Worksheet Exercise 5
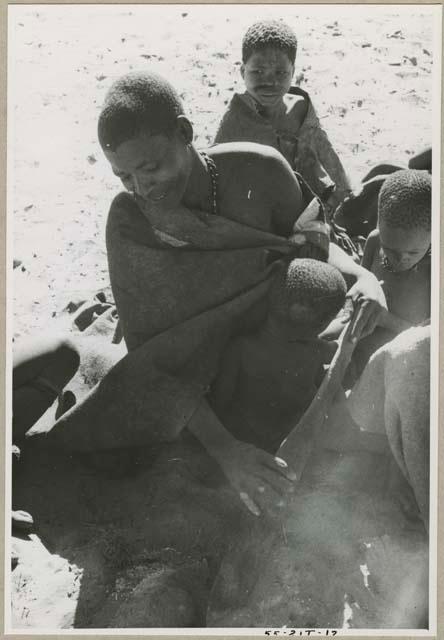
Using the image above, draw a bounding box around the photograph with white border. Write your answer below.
[6,3,441,633]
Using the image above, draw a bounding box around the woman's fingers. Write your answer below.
[260,452,297,482]
[239,491,261,517]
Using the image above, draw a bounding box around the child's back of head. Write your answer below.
[269,258,347,333]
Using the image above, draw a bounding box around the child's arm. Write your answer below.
[306,104,352,203]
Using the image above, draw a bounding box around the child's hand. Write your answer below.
[217,440,297,518]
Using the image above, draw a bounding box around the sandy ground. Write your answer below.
[9,4,435,339]
[8,5,436,631]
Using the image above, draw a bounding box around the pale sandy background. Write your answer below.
[3,2,443,639]
[8,4,436,338]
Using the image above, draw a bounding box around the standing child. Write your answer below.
[214,20,352,212]
[350,169,431,379]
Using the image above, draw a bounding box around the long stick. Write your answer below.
[278,306,360,479]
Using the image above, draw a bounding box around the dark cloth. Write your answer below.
[214,88,351,203]
[48,192,327,452]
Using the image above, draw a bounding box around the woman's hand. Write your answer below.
[216,440,297,518]
[347,269,387,340]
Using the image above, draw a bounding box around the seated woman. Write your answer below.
[38,71,386,520]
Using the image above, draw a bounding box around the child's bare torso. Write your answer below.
[369,233,430,325]
[223,333,333,452]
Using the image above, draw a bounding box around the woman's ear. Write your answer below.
[240,64,245,80]
[176,115,194,145]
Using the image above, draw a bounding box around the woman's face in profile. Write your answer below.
[104,124,192,212]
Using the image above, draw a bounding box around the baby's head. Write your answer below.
[378,169,431,272]
[268,258,347,336]
[241,20,297,110]
[98,71,194,208]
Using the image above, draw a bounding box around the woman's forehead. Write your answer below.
[104,131,170,169]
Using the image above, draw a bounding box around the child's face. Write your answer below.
[268,300,321,339]
[379,221,430,272]
[241,47,294,109]
[104,119,192,211]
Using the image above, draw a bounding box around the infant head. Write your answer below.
[269,258,347,334]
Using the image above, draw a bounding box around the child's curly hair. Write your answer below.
[379,169,431,231]
[270,258,347,325]
[242,20,298,65]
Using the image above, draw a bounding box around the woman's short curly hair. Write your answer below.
[98,71,184,151]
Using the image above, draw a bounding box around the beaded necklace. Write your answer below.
[200,151,218,216]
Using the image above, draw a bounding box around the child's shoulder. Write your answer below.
[285,87,310,116]
[365,228,381,250]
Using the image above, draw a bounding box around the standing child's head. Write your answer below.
[268,258,347,337]
[98,71,194,210]
[378,169,431,273]
[241,20,297,111]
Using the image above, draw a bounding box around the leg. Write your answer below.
[13,334,80,439]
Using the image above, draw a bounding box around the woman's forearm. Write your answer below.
[187,397,236,460]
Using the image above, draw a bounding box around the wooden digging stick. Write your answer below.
[277,305,361,481]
